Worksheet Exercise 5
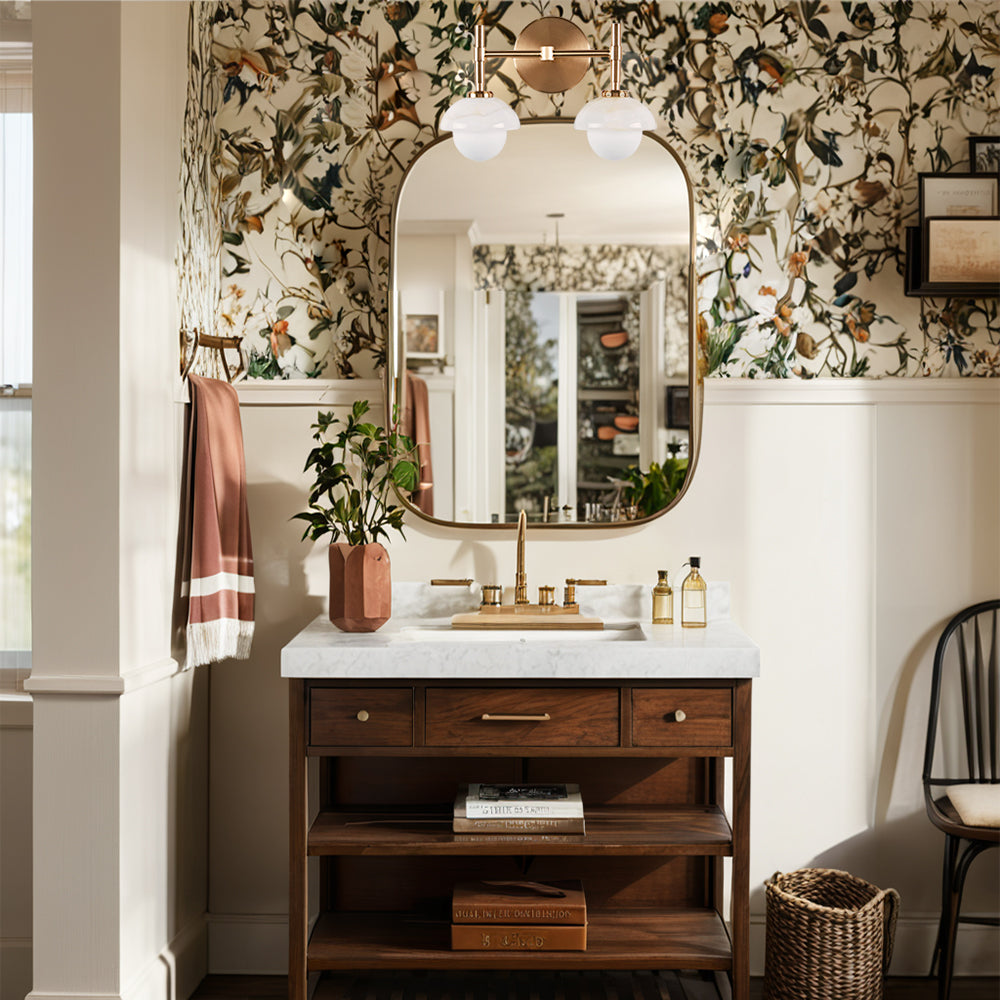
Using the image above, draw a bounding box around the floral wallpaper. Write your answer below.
[178,2,223,376]
[472,242,683,293]
[182,1,1000,379]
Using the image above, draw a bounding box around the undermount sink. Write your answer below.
[397,622,647,642]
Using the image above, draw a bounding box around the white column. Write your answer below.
[26,5,206,999]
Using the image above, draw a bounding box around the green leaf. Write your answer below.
[392,460,418,491]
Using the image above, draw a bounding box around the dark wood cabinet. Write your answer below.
[289,678,751,999]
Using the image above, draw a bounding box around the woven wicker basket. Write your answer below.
[763,867,899,1000]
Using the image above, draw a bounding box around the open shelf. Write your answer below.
[313,968,728,999]
[307,908,732,972]
[308,805,732,856]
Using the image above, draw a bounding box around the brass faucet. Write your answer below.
[514,509,528,604]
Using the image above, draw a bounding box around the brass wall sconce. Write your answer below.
[441,16,656,162]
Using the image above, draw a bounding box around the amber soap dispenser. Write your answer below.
[652,570,673,624]
[681,557,707,628]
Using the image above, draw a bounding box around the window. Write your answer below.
[0,24,32,685]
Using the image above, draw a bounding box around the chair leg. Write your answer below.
[931,835,957,983]
[938,839,993,1000]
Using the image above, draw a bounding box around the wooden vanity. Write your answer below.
[286,624,754,1000]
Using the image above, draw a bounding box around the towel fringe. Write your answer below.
[185,619,255,669]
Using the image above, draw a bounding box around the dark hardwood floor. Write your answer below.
[191,974,999,999]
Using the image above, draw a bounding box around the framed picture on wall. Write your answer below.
[918,172,998,218]
[917,217,1000,294]
[665,385,690,430]
[969,136,1000,175]
[400,290,446,361]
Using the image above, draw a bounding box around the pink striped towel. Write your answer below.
[180,375,254,667]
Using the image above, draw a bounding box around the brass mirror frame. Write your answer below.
[386,117,700,530]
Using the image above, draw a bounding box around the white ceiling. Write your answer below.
[397,121,691,246]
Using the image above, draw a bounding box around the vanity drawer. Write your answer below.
[632,688,732,747]
[426,687,620,747]
[310,687,413,747]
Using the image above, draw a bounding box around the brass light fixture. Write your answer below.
[441,16,656,162]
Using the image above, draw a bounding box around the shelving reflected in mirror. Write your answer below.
[388,120,697,527]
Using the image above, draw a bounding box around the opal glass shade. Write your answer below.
[573,95,657,160]
[440,96,521,162]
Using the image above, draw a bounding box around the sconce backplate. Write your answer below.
[514,17,590,94]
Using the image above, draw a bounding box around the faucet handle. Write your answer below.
[563,578,606,607]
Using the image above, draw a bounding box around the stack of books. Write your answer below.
[451,879,587,951]
[453,783,585,835]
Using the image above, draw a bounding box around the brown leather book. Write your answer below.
[453,816,585,834]
[452,880,586,925]
[451,923,587,951]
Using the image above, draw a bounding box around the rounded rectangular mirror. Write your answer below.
[388,119,698,528]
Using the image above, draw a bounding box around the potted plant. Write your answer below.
[620,457,688,519]
[294,401,417,632]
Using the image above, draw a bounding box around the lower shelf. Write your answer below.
[307,909,732,972]
[313,968,729,999]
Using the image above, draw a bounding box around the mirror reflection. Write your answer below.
[390,121,696,526]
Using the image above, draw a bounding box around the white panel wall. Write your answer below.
[211,380,1000,975]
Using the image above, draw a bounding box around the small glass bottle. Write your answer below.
[681,557,707,628]
[652,570,673,625]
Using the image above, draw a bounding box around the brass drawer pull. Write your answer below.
[356,710,370,722]
[672,709,687,722]
[481,712,551,722]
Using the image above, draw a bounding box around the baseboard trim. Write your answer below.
[208,914,288,975]
[28,914,210,1000]
[750,913,1000,977]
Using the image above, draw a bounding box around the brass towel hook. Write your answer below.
[180,326,246,384]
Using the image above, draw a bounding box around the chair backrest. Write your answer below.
[923,600,1000,790]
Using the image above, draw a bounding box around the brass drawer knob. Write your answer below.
[356,710,370,723]
[673,709,687,722]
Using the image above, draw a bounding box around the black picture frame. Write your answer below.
[665,385,690,429]
[918,172,998,220]
[903,226,923,297]
[969,135,1000,175]
[905,221,1000,298]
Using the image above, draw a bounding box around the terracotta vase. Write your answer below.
[328,542,391,632]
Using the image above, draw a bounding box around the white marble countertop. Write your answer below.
[281,583,760,680]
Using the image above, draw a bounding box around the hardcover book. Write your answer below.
[452,816,585,834]
[452,880,587,925]
[457,783,584,819]
[451,923,587,951]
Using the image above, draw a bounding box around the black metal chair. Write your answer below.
[922,599,999,999]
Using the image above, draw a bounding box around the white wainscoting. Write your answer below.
[212,378,999,976]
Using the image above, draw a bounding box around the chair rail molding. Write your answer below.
[704,377,1000,406]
